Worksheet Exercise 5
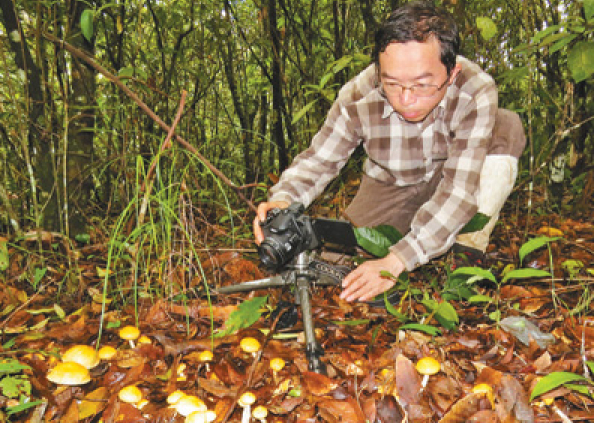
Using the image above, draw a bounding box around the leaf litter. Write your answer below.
[1,211,594,422]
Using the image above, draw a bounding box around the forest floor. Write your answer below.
[1,186,594,422]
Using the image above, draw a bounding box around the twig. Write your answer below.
[42,32,257,215]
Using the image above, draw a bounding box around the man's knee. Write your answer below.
[488,108,526,158]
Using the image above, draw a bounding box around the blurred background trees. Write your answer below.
[0,0,592,239]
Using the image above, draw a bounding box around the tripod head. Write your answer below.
[258,202,358,271]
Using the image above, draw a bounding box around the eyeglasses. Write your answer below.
[379,74,450,98]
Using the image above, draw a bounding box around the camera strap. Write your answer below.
[308,259,352,285]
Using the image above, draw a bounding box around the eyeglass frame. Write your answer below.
[378,71,452,98]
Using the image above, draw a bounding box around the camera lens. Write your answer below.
[258,239,287,270]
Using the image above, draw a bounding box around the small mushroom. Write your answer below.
[186,410,217,423]
[138,335,152,345]
[415,356,440,391]
[269,357,285,384]
[47,361,91,385]
[199,350,214,372]
[119,326,140,348]
[472,383,495,409]
[119,385,143,406]
[173,395,207,417]
[240,337,261,358]
[252,405,268,423]
[177,363,187,381]
[61,345,100,369]
[238,391,256,423]
[167,390,186,406]
[97,345,117,360]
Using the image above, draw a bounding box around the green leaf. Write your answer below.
[400,323,442,336]
[530,372,589,401]
[501,268,551,284]
[354,225,403,258]
[451,266,498,284]
[519,236,560,265]
[215,296,268,338]
[291,99,318,125]
[331,319,370,326]
[80,9,94,42]
[550,34,578,54]
[331,55,353,74]
[422,299,459,331]
[0,237,8,272]
[459,212,490,234]
[476,17,498,40]
[468,294,494,304]
[585,0,594,22]
[0,360,31,375]
[568,41,594,83]
[531,24,562,43]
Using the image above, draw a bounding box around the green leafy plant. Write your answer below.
[0,358,41,416]
[530,364,594,401]
[215,296,268,338]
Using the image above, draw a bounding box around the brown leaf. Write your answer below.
[302,371,339,396]
[438,392,485,423]
[394,353,422,407]
[375,396,406,422]
[317,397,364,422]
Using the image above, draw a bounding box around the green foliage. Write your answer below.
[0,238,8,272]
[459,212,490,234]
[530,370,593,401]
[0,358,39,415]
[568,41,594,82]
[476,17,498,40]
[80,9,94,42]
[519,236,560,265]
[354,225,403,258]
[215,296,268,338]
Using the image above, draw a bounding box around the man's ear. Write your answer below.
[449,63,462,84]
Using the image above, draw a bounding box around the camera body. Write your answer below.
[258,203,321,270]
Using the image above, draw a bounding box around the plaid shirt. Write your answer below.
[269,56,498,270]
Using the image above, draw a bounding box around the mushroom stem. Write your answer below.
[544,399,571,423]
[241,405,251,423]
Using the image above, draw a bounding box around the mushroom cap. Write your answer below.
[119,326,140,341]
[238,391,256,407]
[472,383,493,395]
[252,405,268,419]
[62,345,100,369]
[240,337,261,354]
[174,395,207,416]
[415,357,440,376]
[186,410,216,423]
[138,335,151,345]
[47,361,91,385]
[97,345,117,360]
[167,390,186,405]
[270,357,285,372]
[119,385,143,403]
[199,350,214,362]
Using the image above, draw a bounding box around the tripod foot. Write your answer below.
[306,343,327,374]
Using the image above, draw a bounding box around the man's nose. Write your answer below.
[400,87,416,105]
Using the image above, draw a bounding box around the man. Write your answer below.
[253,1,525,303]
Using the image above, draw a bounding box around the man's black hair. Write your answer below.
[372,0,460,74]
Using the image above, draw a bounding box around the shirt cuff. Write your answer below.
[268,193,296,206]
[389,236,426,271]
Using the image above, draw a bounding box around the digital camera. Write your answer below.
[258,203,321,270]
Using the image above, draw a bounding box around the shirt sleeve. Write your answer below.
[389,74,498,271]
[268,66,377,207]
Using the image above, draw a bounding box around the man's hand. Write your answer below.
[253,201,290,245]
[340,253,405,302]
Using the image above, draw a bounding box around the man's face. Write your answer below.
[378,37,460,122]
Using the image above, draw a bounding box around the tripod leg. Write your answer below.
[215,275,287,294]
[295,274,326,374]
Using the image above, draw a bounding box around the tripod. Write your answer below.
[215,251,348,374]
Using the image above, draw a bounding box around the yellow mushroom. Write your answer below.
[252,405,268,422]
[61,345,100,369]
[415,357,440,390]
[472,383,495,409]
[97,345,117,360]
[47,361,91,385]
[239,391,256,423]
[119,326,140,348]
[118,385,143,405]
